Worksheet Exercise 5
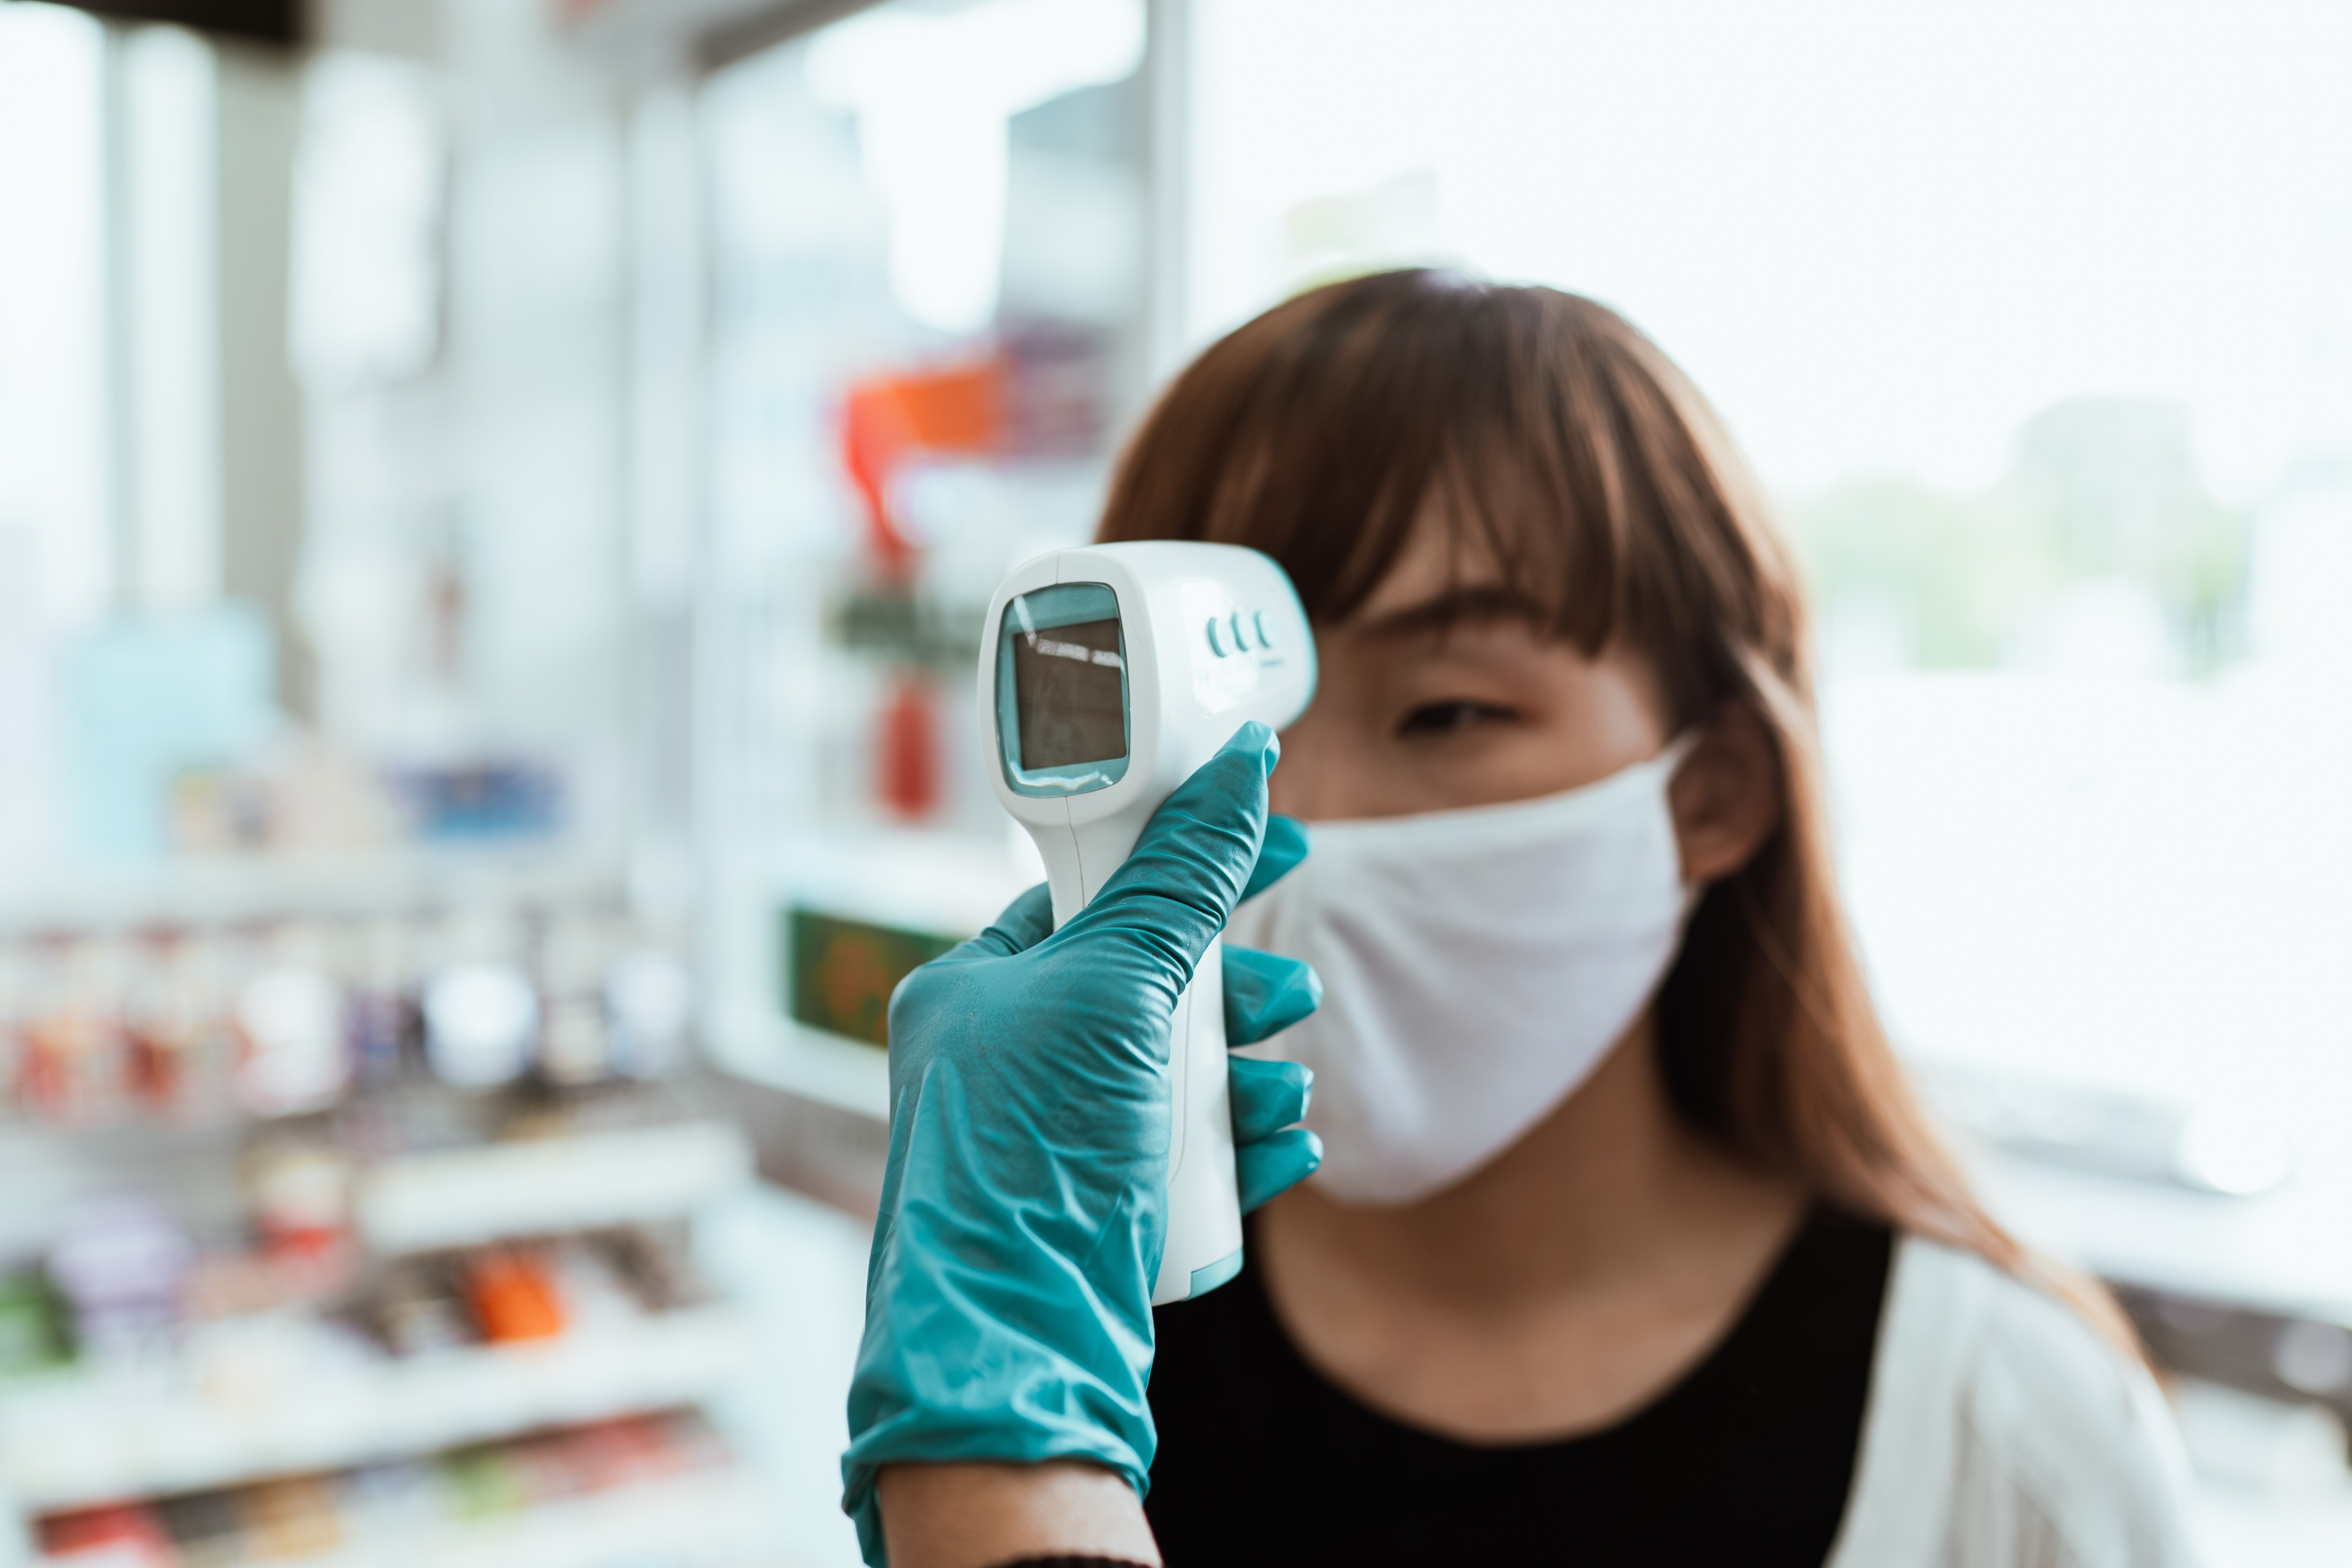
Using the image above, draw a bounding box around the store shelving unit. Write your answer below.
[693,16,1174,1190]
[0,849,626,939]
[0,1106,760,1568]
[0,1306,749,1515]
[355,1120,752,1255]
[715,1007,890,1125]
[211,1468,767,1568]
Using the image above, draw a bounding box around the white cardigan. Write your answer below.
[1827,1237,2202,1568]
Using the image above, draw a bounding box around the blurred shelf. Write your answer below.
[293,1468,766,1568]
[29,1468,767,1568]
[357,1120,756,1255]
[323,1467,762,1568]
[775,827,1037,943]
[0,1308,750,1513]
[1973,1147,2352,1326]
[710,1006,888,1124]
[0,848,626,936]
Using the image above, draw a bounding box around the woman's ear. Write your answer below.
[1669,702,1783,885]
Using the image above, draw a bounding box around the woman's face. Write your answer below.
[1270,517,1674,823]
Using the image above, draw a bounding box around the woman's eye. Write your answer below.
[1397,700,1514,736]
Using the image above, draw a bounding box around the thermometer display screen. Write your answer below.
[1012,616,1126,768]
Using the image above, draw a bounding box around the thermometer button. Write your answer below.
[1229,611,1250,651]
[1205,618,1226,656]
[1253,611,1275,648]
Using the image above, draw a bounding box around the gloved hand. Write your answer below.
[841,723,1321,1564]
[1223,934,1323,1211]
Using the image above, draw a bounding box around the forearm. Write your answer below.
[876,1461,1160,1568]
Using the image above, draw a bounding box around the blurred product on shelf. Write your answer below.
[384,763,566,848]
[344,923,411,1095]
[240,1142,353,1260]
[420,964,538,1091]
[873,683,941,825]
[827,332,1123,826]
[837,334,1121,570]
[34,1503,174,1568]
[782,908,958,1051]
[170,750,569,859]
[42,1196,194,1360]
[840,358,1005,578]
[168,741,401,860]
[0,1271,73,1382]
[0,869,747,1552]
[30,1409,739,1568]
[35,546,575,870]
[16,941,136,1125]
[0,902,694,1129]
[536,917,614,1091]
[124,934,242,1126]
[3,1202,715,1389]
[233,946,351,1120]
[601,952,693,1084]
[53,621,569,864]
[60,611,279,864]
[369,1259,474,1360]
[458,1250,567,1345]
[0,1190,747,1510]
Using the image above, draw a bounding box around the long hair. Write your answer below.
[1097,268,2131,1345]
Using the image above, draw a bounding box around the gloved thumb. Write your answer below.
[1061,722,1277,980]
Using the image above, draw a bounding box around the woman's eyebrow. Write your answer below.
[1354,585,1554,641]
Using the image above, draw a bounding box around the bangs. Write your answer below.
[1099,270,1778,717]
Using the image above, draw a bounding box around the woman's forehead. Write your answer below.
[1347,498,1517,630]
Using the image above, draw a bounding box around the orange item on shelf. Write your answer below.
[839,359,1005,576]
[464,1249,567,1343]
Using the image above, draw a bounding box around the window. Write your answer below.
[1188,0,2352,1294]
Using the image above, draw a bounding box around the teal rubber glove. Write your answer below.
[1222,934,1323,1212]
[841,723,1322,1564]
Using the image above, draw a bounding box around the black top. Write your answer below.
[1141,1204,1893,1566]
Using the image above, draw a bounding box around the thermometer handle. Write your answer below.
[1036,811,1246,1304]
[1155,938,1244,1304]
[1035,818,1251,1307]
[1033,814,1246,1304]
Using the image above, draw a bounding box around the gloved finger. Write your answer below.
[1235,1125,1323,1214]
[1059,722,1277,975]
[957,883,1055,959]
[1228,1054,1314,1142]
[1238,815,1308,904]
[1223,947,1321,1046]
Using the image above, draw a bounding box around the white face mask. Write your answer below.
[1225,736,1697,1206]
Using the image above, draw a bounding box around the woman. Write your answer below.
[843,271,2196,1567]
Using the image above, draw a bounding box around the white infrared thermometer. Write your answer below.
[981,541,1317,1304]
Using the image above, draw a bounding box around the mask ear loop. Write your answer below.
[1654,730,1708,920]
[1653,729,1706,784]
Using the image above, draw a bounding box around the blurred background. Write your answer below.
[0,0,2347,1562]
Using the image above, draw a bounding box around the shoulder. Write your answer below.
[1831,1236,2202,1568]
[1943,1243,2196,1557]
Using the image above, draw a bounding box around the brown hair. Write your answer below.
[1099,269,2130,1344]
